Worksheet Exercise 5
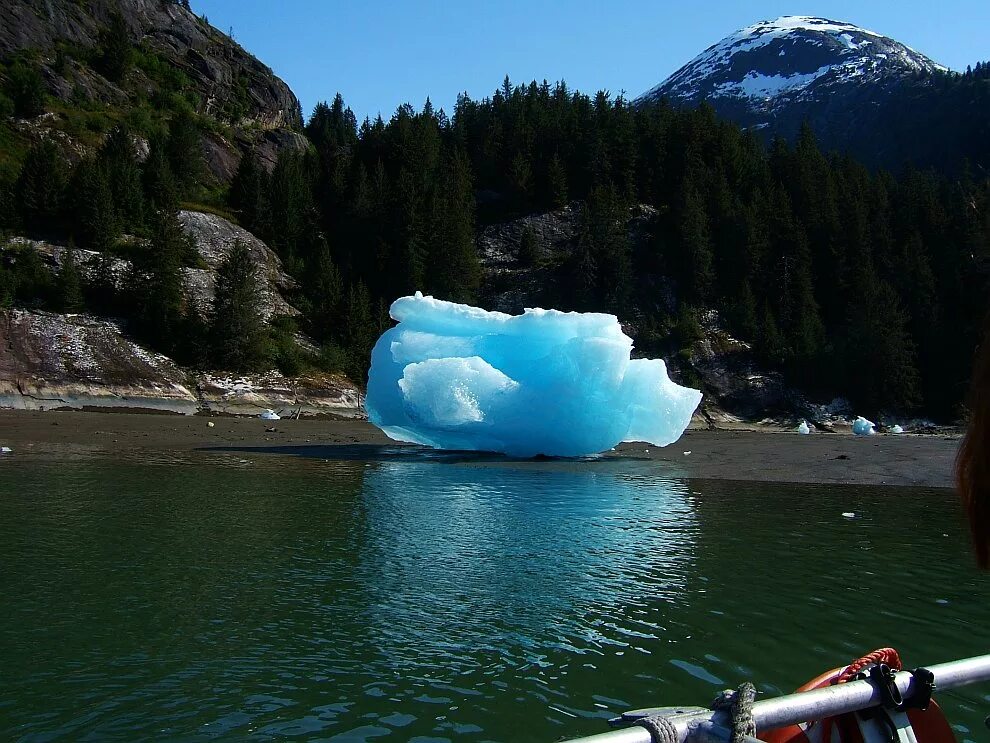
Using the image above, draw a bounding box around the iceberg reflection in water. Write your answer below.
[350,458,698,672]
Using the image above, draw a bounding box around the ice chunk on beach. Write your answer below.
[890,424,904,434]
[852,416,875,436]
[797,420,811,435]
[259,409,280,421]
[365,293,703,457]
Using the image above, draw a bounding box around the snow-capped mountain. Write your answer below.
[635,16,950,160]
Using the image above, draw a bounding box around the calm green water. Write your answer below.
[0,447,988,743]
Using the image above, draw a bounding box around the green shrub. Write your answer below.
[4,60,46,118]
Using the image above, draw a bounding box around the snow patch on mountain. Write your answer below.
[637,16,947,106]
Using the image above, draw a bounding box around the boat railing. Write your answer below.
[562,654,990,743]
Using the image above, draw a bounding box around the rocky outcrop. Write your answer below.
[197,372,363,418]
[476,203,663,314]
[177,210,298,319]
[0,0,302,130]
[0,0,307,183]
[0,309,199,413]
[677,311,792,421]
[7,210,300,320]
[0,310,363,417]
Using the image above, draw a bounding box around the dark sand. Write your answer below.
[0,409,961,488]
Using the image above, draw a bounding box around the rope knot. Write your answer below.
[711,682,757,743]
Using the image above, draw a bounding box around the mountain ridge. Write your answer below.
[632,15,986,171]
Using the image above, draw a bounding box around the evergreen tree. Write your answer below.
[56,243,84,313]
[679,185,714,304]
[304,240,344,341]
[342,281,377,382]
[229,151,268,233]
[133,210,188,352]
[86,251,119,315]
[98,126,144,228]
[143,142,179,212]
[843,276,920,413]
[4,59,46,118]
[16,141,67,233]
[426,149,479,302]
[11,244,53,307]
[98,11,133,82]
[165,111,204,197]
[69,159,118,251]
[518,225,541,267]
[546,153,569,209]
[210,240,267,370]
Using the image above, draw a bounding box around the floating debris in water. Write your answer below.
[683,451,692,456]
[207,421,215,428]
[0,446,11,454]
[842,512,856,518]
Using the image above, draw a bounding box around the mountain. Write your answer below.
[634,16,987,171]
[0,0,307,183]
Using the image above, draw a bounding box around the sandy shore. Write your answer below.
[0,409,961,488]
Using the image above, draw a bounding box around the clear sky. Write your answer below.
[191,0,989,124]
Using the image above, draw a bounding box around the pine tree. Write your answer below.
[98,11,133,82]
[134,210,188,351]
[16,141,67,233]
[143,142,179,213]
[426,149,479,302]
[843,276,921,414]
[97,11,134,82]
[210,240,267,371]
[165,111,204,197]
[4,60,46,118]
[304,240,344,342]
[518,225,541,267]
[98,126,144,228]
[57,242,84,313]
[546,153,569,209]
[342,281,377,382]
[229,151,268,233]
[679,185,714,304]
[70,159,118,251]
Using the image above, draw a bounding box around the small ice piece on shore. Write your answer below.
[207,421,215,428]
[259,409,281,421]
[852,416,875,436]
[890,424,904,434]
[797,420,811,435]
[366,293,703,457]
[842,512,856,518]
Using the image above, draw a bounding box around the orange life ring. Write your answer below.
[760,650,955,743]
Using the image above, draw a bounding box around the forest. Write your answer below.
[1,53,988,418]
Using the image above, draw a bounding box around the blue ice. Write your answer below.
[365,293,703,457]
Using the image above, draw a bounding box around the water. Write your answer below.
[1,448,987,742]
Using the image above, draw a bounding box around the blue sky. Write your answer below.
[192,0,989,124]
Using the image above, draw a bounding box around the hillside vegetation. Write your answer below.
[0,3,987,420]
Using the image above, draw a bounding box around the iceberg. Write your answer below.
[366,293,702,457]
[852,416,875,436]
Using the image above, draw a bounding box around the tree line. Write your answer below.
[2,72,988,417]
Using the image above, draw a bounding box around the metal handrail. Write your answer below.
[561,654,990,743]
